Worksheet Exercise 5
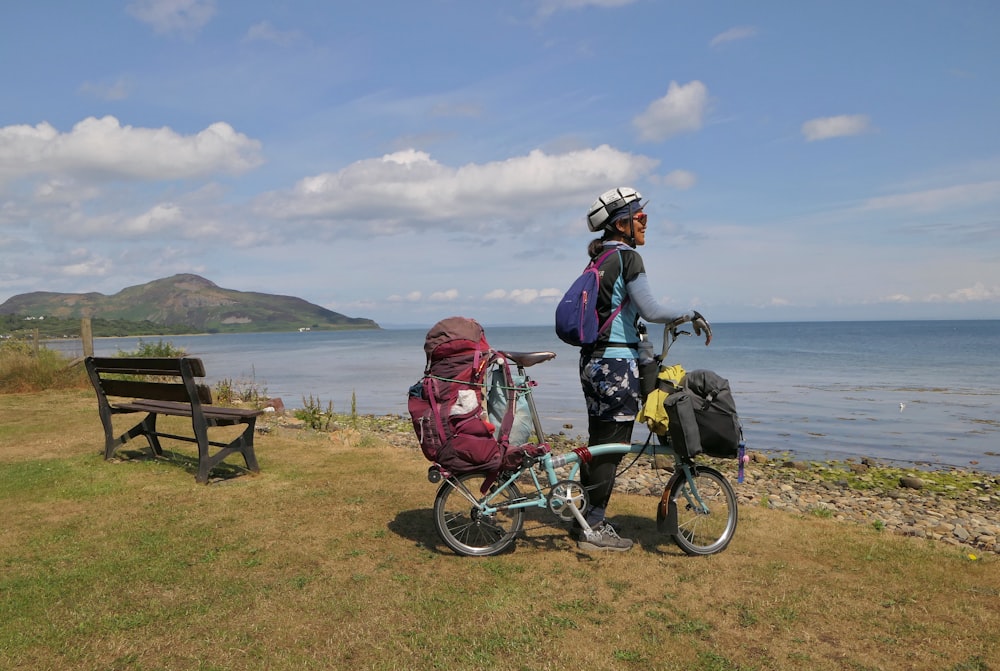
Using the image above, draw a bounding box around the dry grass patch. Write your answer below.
[0,391,997,671]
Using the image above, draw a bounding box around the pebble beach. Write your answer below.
[608,451,1000,556]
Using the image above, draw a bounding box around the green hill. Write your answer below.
[0,274,379,335]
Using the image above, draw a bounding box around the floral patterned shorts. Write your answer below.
[579,356,640,422]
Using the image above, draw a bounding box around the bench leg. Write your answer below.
[142,414,164,456]
[193,413,212,484]
[194,418,261,484]
[103,412,162,460]
[239,418,261,473]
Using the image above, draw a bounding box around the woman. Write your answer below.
[574,186,711,552]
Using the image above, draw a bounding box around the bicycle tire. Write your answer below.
[433,473,525,556]
[663,465,738,556]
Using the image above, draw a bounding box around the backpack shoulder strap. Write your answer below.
[591,247,619,269]
[597,249,630,335]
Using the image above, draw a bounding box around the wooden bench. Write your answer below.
[84,356,263,483]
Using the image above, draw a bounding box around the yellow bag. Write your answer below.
[637,364,686,435]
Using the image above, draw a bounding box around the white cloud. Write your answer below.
[659,169,697,190]
[244,21,302,47]
[801,114,872,141]
[485,288,561,305]
[935,282,999,303]
[34,179,101,203]
[126,0,216,35]
[429,289,460,301]
[878,284,999,306]
[58,249,112,278]
[0,116,263,183]
[388,291,423,302]
[79,77,131,101]
[861,180,1000,213]
[633,81,709,143]
[430,102,484,119]
[710,26,758,47]
[536,0,636,18]
[122,203,184,235]
[260,145,658,230]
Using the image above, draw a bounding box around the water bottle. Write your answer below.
[638,328,657,401]
[638,333,655,365]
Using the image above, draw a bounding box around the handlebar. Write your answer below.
[659,320,689,361]
[641,317,709,363]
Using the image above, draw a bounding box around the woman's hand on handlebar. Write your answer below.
[658,311,711,359]
[691,310,712,346]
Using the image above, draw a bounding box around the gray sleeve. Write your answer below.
[626,273,693,324]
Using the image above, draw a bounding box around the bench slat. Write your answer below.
[101,379,213,405]
[115,399,261,420]
[87,356,207,378]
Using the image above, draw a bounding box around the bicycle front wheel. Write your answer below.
[666,465,738,556]
[433,473,524,556]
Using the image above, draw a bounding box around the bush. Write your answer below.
[116,339,186,358]
[215,374,269,408]
[295,395,334,431]
[0,339,88,393]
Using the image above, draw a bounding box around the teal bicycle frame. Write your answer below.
[476,440,695,524]
[430,322,742,557]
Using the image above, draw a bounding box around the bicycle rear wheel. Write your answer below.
[433,473,524,556]
[662,465,737,556]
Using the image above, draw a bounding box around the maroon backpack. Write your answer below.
[407,317,504,475]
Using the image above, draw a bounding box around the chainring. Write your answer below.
[547,480,589,521]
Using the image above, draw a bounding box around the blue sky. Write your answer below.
[1,0,998,327]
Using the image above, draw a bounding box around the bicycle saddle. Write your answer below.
[496,351,556,368]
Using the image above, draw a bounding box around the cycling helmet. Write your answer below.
[587,186,644,232]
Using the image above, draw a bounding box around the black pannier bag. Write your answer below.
[683,369,743,458]
[663,388,703,458]
[663,369,743,459]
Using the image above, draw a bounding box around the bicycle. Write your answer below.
[427,322,746,557]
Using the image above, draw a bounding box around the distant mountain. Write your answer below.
[0,274,379,333]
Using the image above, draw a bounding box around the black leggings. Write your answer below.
[581,418,635,513]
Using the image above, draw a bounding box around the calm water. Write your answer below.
[61,320,1000,472]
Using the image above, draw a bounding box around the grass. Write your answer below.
[1,390,998,671]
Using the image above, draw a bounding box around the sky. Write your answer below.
[1,0,999,328]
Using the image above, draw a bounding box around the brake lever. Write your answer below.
[662,324,693,360]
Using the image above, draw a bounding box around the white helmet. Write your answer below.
[587,187,644,232]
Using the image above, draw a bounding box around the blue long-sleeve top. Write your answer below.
[593,242,695,359]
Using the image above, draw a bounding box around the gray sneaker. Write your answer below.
[569,519,621,541]
[577,522,633,552]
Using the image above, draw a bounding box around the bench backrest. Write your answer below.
[85,356,214,405]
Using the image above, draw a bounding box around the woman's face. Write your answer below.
[617,211,647,246]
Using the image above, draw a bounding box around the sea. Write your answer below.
[55,320,1000,473]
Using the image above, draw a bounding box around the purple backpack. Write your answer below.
[554,249,628,347]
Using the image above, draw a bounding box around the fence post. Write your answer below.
[81,317,94,357]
